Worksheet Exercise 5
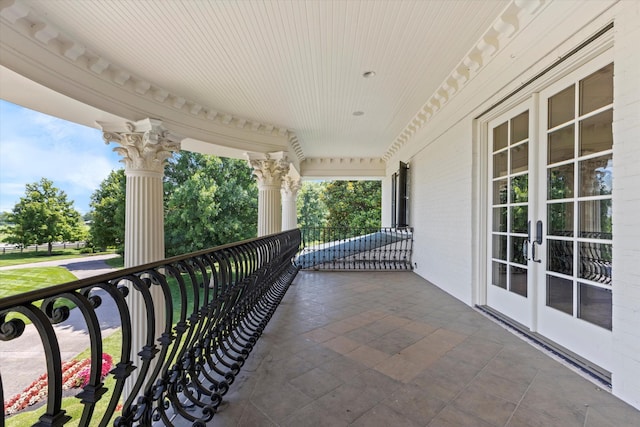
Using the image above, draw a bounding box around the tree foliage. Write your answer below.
[296,181,328,228]
[321,180,381,230]
[4,178,86,254]
[89,169,126,253]
[164,152,258,256]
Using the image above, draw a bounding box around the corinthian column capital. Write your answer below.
[246,151,290,187]
[281,176,302,199]
[99,118,181,173]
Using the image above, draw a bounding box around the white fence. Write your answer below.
[0,241,87,254]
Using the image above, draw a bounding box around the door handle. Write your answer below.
[532,220,543,263]
[535,220,543,244]
[524,220,532,261]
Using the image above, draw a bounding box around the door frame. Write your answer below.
[472,28,614,367]
[484,100,536,328]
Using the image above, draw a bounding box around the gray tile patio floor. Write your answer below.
[211,271,640,426]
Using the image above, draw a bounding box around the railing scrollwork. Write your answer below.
[1,229,301,426]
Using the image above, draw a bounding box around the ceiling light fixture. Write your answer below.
[362,71,376,78]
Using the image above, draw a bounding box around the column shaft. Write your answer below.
[281,176,301,230]
[259,184,283,235]
[99,118,180,404]
[247,151,290,237]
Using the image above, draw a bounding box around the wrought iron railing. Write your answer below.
[296,227,413,270]
[0,229,300,426]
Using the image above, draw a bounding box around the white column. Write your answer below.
[100,118,180,402]
[247,152,289,236]
[281,176,301,230]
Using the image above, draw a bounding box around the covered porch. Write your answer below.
[181,271,640,426]
[2,0,640,423]
[3,247,640,426]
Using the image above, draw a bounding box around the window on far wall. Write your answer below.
[392,161,409,228]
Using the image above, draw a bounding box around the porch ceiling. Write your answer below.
[0,0,508,164]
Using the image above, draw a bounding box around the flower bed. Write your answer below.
[4,353,113,416]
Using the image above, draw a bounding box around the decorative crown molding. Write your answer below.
[0,0,294,149]
[287,132,305,162]
[300,157,386,178]
[383,0,548,161]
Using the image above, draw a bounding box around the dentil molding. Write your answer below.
[383,0,548,161]
[0,0,299,160]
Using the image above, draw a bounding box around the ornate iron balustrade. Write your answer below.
[296,227,413,270]
[0,229,300,426]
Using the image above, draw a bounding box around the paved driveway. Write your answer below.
[0,254,122,399]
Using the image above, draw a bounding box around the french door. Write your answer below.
[487,55,614,370]
[487,104,534,327]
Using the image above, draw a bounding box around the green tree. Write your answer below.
[4,178,86,255]
[322,180,381,231]
[297,181,328,228]
[0,211,10,226]
[89,169,126,253]
[164,152,258,256]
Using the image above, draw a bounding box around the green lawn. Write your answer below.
[0,248,116,267]
[0,267,78,298]
[104,256,124,269]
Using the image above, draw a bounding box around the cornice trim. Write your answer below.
[300,157,386,179]
[0,0,298,156]
[383,0,549,161]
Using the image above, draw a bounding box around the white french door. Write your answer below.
[487,54,614,370]
[535,57,613,369]
[487,102,534,327]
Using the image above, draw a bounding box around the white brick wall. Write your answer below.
[389,0,639,410]
[612,0,640,409]
[410,124,473,305]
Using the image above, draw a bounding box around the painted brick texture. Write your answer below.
[612,0,640,409]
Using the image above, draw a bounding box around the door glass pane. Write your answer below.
[579,110,613,155]
[578,283,612,330]
[547,275,573,315]
[493,207,507,232]
[493,122,508,151]
[511,206,528,234]
[548,125,574,164]
[493,179,508,204]
[511,236,527,265]
[511,111,529,143]
[548,164,574,200]
[493,151,508,178]
[492,262,507,288]
[510,265,527,297]
[511,142,528,174]
[511,174,528,203]
[579,200,612,239]
[548,202,573,237]
[493,235,507,260]
[547,239,573,276]
[579,155,612,196]
[580,63,613,115]
[549,85,575,128]
[578,242,612,285]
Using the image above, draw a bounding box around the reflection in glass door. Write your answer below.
[536,61,614,370]
[488,108,531,326]
[544,63,613,330]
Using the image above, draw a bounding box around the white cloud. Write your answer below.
[0,101,123,213]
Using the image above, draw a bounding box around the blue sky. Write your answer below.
[0,100,123,214]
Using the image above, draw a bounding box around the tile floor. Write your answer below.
[211,271,640,426]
